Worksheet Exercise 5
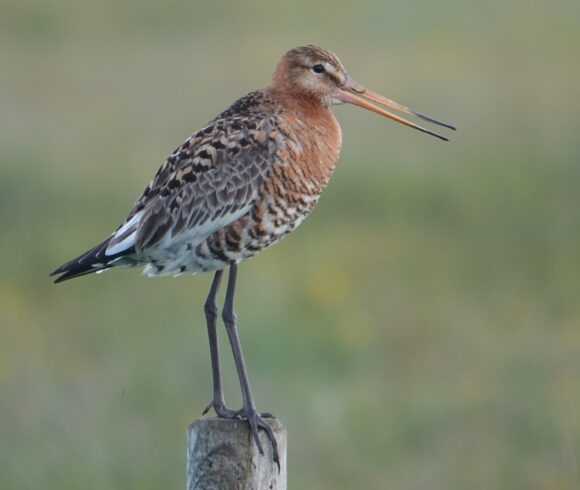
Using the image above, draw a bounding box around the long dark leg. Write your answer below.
[201,270,237,418]
[222,262,279,465]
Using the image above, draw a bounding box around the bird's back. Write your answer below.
[52,88,342,281]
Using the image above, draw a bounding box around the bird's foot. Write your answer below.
[203,400,276,420]
[202,400,239,419]
[239,406,280,469]
[203,400,279,467]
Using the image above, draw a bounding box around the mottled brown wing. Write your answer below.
[105,111,281,256]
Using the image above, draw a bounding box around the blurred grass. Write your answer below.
[1,0,580,489]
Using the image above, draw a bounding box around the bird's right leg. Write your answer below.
[221,263,279,466]
[202,270,238,418]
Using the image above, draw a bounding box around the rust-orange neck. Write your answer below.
[267,90,333,127]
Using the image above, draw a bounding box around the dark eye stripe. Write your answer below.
[325,71,342,85]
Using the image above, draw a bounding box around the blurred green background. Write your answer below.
[1,0,580,488]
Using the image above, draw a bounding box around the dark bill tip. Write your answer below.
[412,111,457,131]
[422,129,449,142]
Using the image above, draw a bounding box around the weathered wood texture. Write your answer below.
[187,418,287,490]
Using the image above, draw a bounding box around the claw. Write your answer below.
[242,408,280,469]
[248,414,265,454]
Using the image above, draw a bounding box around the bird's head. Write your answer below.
[270,45,455,141]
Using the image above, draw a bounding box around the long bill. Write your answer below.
[337,83,456,141]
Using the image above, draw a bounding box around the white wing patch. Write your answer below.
[105,212,143,256]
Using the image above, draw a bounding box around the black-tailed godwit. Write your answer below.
[52,45,455,464]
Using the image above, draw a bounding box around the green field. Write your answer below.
[1,1,580,488]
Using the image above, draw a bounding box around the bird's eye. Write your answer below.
[312,64,325,74]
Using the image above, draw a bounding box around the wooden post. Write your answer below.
[187,418,287,490]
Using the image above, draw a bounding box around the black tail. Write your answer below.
[50,237,133,283]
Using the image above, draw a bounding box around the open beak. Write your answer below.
[337,79,456,141]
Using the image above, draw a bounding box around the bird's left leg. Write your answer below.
[222,262,279,466]
[201,270,238,418]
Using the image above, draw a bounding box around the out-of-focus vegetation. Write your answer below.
[1,0,580,488]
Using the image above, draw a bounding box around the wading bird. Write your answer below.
[51,45,455,464]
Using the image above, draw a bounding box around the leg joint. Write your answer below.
[204,299,218,318]
[222,307,237,328]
